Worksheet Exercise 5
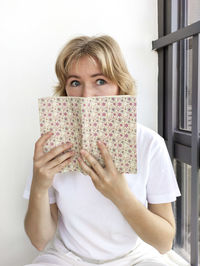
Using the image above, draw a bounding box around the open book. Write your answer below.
[38,95,137,174]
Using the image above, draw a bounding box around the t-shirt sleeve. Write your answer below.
[146,136,181,204]
[22,162,56,204]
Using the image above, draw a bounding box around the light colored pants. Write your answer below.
[24,239,169,266]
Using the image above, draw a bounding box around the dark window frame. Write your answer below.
[152,0,200,265]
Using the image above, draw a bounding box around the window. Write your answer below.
[152,0,200,265]
[188,0,200,26]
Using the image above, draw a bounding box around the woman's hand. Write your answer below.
[77,140,130,203]
[32,132,75,192]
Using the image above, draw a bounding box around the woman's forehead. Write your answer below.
[68,55,101,74]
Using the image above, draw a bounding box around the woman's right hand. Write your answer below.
[32,132,74,192]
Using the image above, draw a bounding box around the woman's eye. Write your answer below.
[71,80,80,87]
[96,79,106,85]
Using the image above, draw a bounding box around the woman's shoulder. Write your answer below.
[137,122,165,147]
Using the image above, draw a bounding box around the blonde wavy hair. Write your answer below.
[53,35,137,97]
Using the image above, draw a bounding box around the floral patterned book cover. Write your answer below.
[38,95,137,174]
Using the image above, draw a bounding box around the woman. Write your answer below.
[23,35,181,266]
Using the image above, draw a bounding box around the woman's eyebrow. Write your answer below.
[67,73,104,79]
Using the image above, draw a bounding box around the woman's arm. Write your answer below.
[24,132,73,251]
[78,142,176,254]
[113,191,176,254]
[24,184,58,251]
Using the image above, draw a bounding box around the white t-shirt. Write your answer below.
[23,122,181,260]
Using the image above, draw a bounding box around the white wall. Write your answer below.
[0,0,158,265]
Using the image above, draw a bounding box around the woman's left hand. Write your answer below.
[77,140,130,203]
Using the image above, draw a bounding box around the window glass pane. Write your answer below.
[173,159,200,262]
[178,37,192,131]
[187,0,200,25]
[173,159,191,262]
